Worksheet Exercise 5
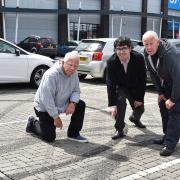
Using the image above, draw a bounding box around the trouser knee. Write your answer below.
[77,100,86,109]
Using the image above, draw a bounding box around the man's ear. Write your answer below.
[129,47,132,52]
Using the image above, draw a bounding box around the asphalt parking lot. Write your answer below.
[0,79,180,180]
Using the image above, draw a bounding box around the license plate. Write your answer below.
[48,45,53,48]
[80,57,87,62]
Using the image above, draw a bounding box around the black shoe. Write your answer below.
[160,146,174,156]
[153,139,164,145]
[112,131,124,140]
[153,136,165,145]
[26,115,34,133]
[129,117,146,128]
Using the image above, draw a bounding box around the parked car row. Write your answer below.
[57,41,79,57]
[17,36,80,58]
[1,36,180,87]
[17,35,57,59]
[0,38,55,88]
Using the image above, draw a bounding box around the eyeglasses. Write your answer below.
[65,62,78,69]
[115,47,129,52]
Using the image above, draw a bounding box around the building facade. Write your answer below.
[0,0,180,44]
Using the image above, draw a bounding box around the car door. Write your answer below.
[0,40,28,83]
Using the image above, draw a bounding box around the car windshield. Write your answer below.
[76,40,105,52]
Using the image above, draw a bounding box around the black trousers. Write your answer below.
[158,84,180,149]
[115,88,144,132]
[32,100,86,142]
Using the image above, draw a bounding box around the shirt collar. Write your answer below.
[120,58,130,64]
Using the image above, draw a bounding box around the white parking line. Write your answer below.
[0,172,11,180]
[118,158,180,180]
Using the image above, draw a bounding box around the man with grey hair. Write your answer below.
[142,30,180,156]
[26,51,88,143]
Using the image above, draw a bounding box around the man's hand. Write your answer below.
[158,94,167,104]
[110,106,117,118]
[134,101,143,108]
[165,99,175,110]
[65,102,75,115]
[54,117,63,129]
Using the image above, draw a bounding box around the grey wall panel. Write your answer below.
[109,15,141,40]
[69,0,100,10]
[5,13,57,43]
[5,0,58,9]
[110,0,142,12]
[147,0,161,13]
[4,13,16,43]
[146,18,160,35]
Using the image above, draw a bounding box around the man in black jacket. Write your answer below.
[142,31,180,156]
[106,36,146,140]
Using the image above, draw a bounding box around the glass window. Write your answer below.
[76,40,105,52]
[70,22,100,40]
[29,38,38,43]
[0,40,16,54]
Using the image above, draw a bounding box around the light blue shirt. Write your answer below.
[34,62,80,119]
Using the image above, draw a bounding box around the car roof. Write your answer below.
[80,38,142,43]
[81,38,116,42]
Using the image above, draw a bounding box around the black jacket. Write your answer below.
[145,40,180,103]
[106,50,146,106]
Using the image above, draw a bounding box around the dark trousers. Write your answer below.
[115,88,144,132]
[160,99,180,149]
[32,100,86,142]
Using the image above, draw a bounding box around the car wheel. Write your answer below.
[30,66,48,88]
[78,74,87,80]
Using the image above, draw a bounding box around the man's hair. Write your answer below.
[63,51,80,63]
[114,36,132,49]
[142,31,159,41]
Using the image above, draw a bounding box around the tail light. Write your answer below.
[92,52,103,61]
[37,42,43,49]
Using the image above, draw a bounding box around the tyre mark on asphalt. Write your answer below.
[0,139,128,180]
[0,98,32,120]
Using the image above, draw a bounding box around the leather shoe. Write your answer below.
[153,139,164,145]
[160,146,174,156]
[112,131,124,140]
[153,136,165,145]
[129,117,146,128]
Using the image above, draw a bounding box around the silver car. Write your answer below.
[76,38,143,82]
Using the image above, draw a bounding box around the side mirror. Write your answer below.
[15,49,20,56]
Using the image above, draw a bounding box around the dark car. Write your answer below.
[57,41,79,57]
[17,36,57,59]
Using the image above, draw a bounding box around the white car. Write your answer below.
[76,38,143,82]
[0,38,55,88]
